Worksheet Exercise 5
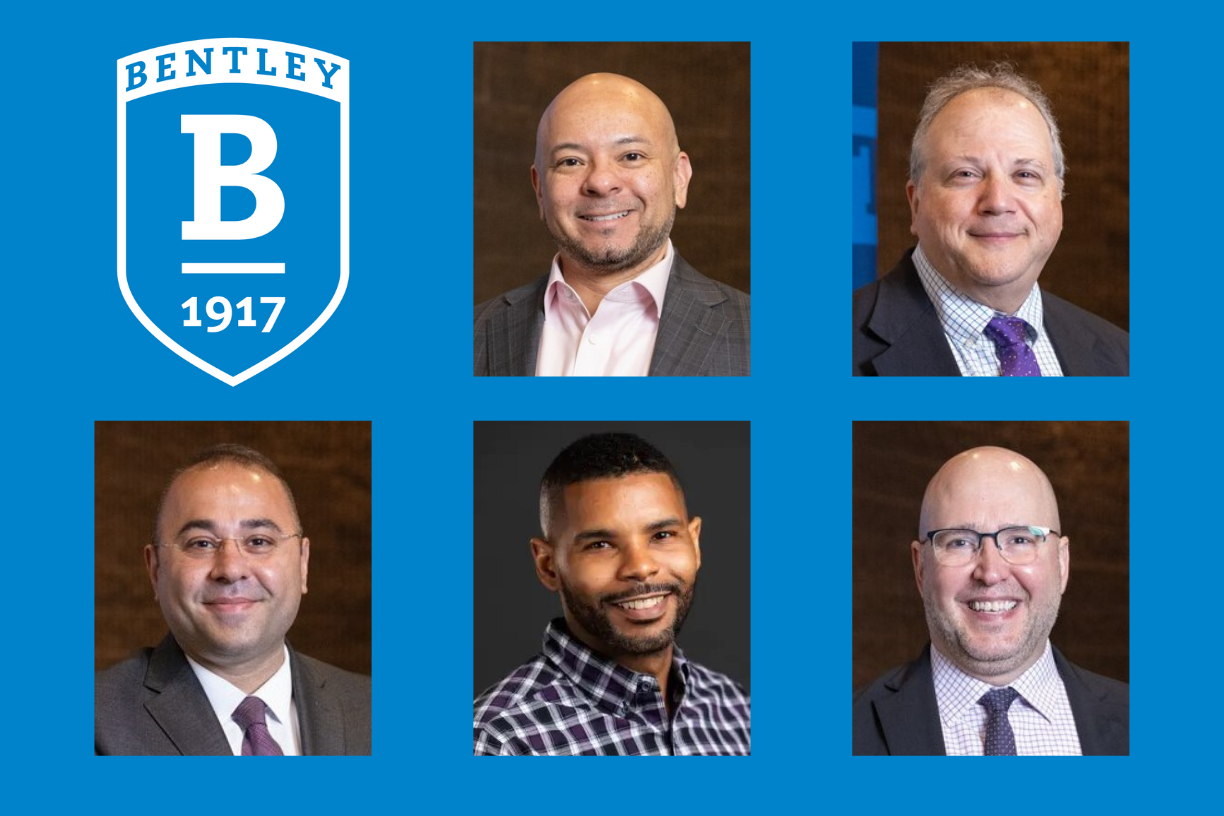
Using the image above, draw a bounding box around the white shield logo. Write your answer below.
[117,38,349,386]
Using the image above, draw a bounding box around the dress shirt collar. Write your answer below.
[913,243,1047,349]
[186,644,297,751]
[541,618,690,715]
[542,240,674,321]
[931,640,1061,727]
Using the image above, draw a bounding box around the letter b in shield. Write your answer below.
[118,39,349,385]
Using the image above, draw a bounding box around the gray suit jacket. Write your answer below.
[95,634,372,755]
[853,249,1129,376]
[474,252,750,376]
[852,644,1129,755]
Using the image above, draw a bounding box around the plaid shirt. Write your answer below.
[474,619,751,755]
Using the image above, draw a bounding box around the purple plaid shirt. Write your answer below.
[474,619,751,755]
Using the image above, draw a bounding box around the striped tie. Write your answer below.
[233,696,285,756]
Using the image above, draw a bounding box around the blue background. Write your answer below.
[0,0,1194,805]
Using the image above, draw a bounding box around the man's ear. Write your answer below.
[911,539,925,595]
[531,164,545,220]
[144,543,160,600]
[531,537,560,591]
[688,515,702,570]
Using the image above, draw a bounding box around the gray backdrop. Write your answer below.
[473,421,750,697]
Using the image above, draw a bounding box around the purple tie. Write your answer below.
[979,687,1020,755]
[233,696,285,756]
[985,315,1042,376]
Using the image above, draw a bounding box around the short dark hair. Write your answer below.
[539,433,683,537]
[153,443,300,544]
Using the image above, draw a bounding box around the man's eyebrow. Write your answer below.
[175,518,285,537]
[573,528,617,543]
[645,517,684,532]
[549,136,652,157]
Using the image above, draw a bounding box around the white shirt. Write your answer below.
[931,641,1083,756]
[913,244,1065,376]
[534,241,673,376]
[186,645,302,756]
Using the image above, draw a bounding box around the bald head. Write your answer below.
[535,73,682,170]
[919,446,1060,539]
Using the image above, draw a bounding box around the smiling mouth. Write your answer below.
[579,211,631,222]
[613,594,667,611]
[968,600,1018,613]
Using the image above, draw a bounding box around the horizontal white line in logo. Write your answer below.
[182,263,285,274]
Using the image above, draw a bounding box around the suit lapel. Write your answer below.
[649,255,729,376]
[143,634,232,756]
[1044,299,1097,375]
[485,280,545,376]
[873,646,947,755]
[291,648,347,756]
[1054,647,1128,755]
[865,253,961,376]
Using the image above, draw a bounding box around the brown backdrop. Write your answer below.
[853,421,1129,690]
[95,421,372,675]
[876,42,1129,331]
[474,41,750,305]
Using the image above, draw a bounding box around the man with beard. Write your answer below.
[853,446,1128,755]
[473,433,751,755]
[474,73,750,376]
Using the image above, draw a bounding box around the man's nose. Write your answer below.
[582,158,622,197]
[972,535,1011,585]
[209,539,251,583]
[977,173,1015,215]
[617,540,660,582]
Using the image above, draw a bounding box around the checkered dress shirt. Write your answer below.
[932,641,1083,755]
[912,244,1065,376]
[473,619,751,755]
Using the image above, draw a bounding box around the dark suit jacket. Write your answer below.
[853,249,1129,376]
[852,644,1129,755]
[95,634,372,755]
[474,252,750,376]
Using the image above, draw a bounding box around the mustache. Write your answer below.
[600,582,682,605]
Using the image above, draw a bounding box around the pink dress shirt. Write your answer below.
[534,242,673,377]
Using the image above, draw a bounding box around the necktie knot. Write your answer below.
[232,696,285,756]
[985,315,1042,377]
[979,686,1020,755]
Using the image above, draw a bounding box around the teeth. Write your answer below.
[616,596,664,610]
[969,600,1017,613]
[582,211,629,222]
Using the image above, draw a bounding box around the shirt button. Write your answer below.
[587,333,599,345]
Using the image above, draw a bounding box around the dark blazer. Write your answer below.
[852,644,1129,756]
[853,249,1129,376]
[474,252,750,376]
[95,634,372,755]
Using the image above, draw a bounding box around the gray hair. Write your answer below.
[909,63,1065,189]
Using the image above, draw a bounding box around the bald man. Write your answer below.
[475,73,750,377]
[853,446,1128,755]
[853,64,1128,376]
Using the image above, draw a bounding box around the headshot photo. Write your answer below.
[473,421,750,755]
[94,421,372,755]
[473,42,750,377]
[852,421,1129,755]
[853,42,1129,376]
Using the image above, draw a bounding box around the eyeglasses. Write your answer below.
[922,526,1057,567]
[161,533,302,559]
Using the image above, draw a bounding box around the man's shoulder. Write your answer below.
[295,650,372,696]
[683,657,751,707]
[474,275,548,327]
[95,648,156,701]
[670,255,750,313]
[1042,288,1130,347]
[473,654,574,755]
